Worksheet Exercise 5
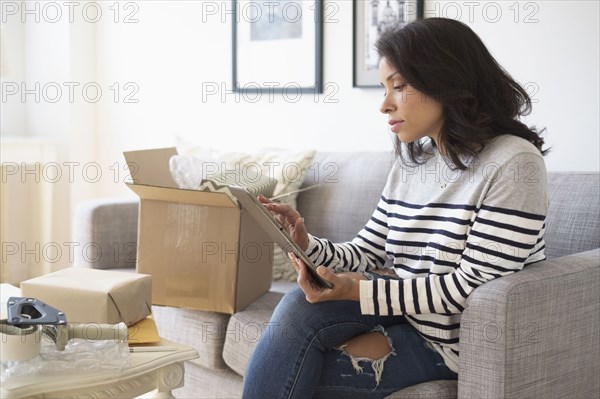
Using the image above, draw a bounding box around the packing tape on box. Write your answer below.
[0,321,42,362]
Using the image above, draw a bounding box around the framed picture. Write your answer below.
[232,0,323,94]
[353,0,424,88]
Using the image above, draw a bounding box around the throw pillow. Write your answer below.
[170,155,277,204]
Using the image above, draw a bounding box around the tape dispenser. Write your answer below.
[0,297,127,362]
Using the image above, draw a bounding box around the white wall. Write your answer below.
[92,0,391,199]
[94,0,600,201]
[3,0,599,204]
[446,0,600,172]
[0,10,26,135]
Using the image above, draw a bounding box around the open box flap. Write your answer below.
[123,147,178,188]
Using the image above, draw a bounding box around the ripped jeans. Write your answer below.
[242,286,458,399]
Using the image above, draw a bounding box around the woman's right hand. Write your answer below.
[258,194,309,252]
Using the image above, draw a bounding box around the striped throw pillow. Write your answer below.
[198,172,277,205]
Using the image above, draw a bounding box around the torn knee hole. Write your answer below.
[337,328,396,387]
[339,331,392,360]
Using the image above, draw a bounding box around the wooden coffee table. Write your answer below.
[0,338,198,399]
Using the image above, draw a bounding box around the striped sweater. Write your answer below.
[305,135,548,373]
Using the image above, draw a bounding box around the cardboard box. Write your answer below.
[124,148,273,314]
[20,268,152,325]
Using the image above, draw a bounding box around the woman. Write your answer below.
[243,17,548,398]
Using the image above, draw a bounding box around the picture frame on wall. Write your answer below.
[353,0,424,88]
[232,0,323,94]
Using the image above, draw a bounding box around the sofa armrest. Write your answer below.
[458,249,599,399]
[73,198,139,270]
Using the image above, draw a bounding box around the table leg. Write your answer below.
[153,362,185,399]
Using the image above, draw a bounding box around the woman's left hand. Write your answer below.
[288,253,364,303]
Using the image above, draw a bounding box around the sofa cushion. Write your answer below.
[384,380,457,398]
[222,291,284,375]
[545,172,600,259]
[271,280,298,294]
[297,151,394,244]
[173,362,243,399]
[152,305,230,370]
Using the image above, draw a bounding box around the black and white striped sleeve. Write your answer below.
[305,195,391,273]
[359,153,548,316]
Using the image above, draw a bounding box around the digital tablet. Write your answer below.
[229,186,333,289]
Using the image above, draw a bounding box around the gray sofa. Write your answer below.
[74,151,600,399]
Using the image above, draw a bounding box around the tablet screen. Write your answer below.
[229,186,333,289]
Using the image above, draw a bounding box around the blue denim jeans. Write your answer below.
[242,286,458,399]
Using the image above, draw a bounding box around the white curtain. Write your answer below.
[0,139,71,284]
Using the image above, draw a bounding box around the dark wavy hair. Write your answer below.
[375,18,548,169]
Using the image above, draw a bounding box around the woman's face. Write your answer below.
[379,57,444,145]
